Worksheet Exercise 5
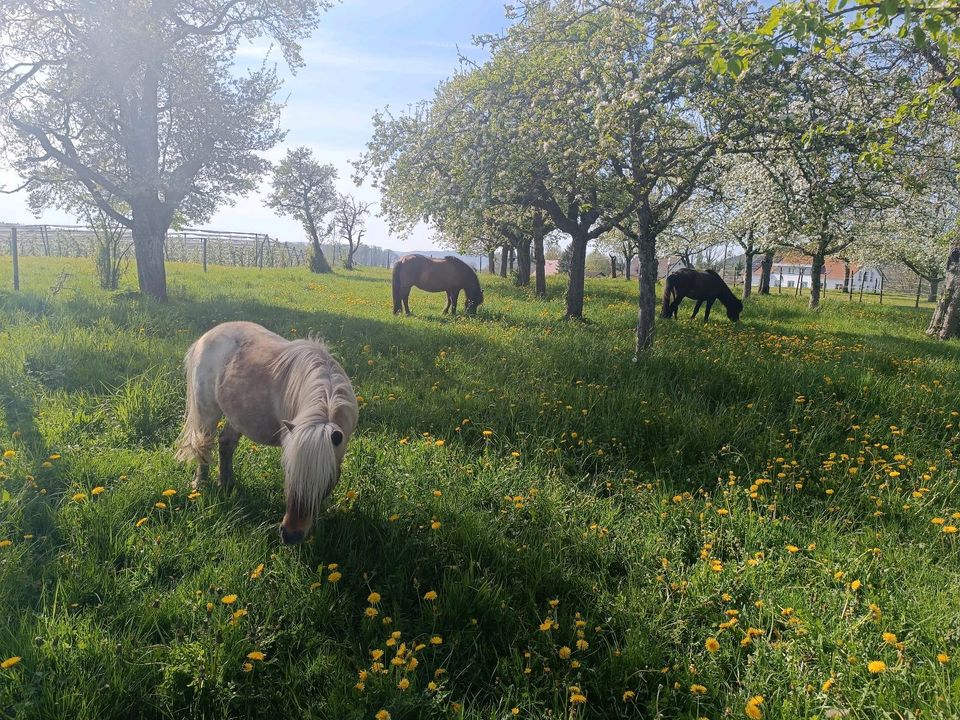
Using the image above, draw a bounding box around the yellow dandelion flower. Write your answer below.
[576,639,589,651]
[41,462,52,468]
[375,711,391,720]
[397,678,410,691]
[937,653,950,664]
[822,677,834,692]
[850,579,862,591]
[430,520,441,530]
[690,684,707,695]
[49,454,60,460]
[232,609,248,621]
[161,489,177,497]
[882,632,898,645]
[367,591,381,604]
[221,594,238,605]
[242,662,253,672]
[250,563,264,579]
[745,695,764,719]
[549,599,560,608]
[428,681,438,692]
[309,582,322,591]
[944,526,958,534]
[91,486,105,495]
[365,607,378,618]
[867,660,887,674]
[3,450,15,459]
[569,693,587,705]
[328,571,342,583]
[558,646,571,659]
[622,690,635,701]
[188,491,201,500]
[785,544,799,554]
[511,708,519,716]
[705,637,720,653]
[71,492,87,502]
[430,635,442,645]
[1,656,22,669]
[246,651,266,661]
[434,439,445,447]
[135,517,149,528]
[423,590,437,601]
[154,502,166,509]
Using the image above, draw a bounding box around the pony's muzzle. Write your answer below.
[279,524,306,545]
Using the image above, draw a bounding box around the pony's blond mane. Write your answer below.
[270,339,359,519]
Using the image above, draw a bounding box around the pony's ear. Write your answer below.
[281,420,296,434]
[331,429,344,447]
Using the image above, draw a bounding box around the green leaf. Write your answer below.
[1,489,9,504]
[913,26,927,47]
[727,56,742,76]
[710,54,728,75]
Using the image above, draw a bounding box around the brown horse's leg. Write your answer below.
[691,299,703,318]
[218,423,241,491]
[193,463,209,490]
[704,299,715,322]
[443,292,451,314]
[450,289,460,315]
[403,292,411,315]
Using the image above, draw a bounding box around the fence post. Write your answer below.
[202,237,208,272]
[11,227,20,291]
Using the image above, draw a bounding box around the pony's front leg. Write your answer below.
[193,463,209,490]
[218,423,241,491]
[691,299,703,318]
[443,292,452,314]
[704,299,715,322]
[450,289,460,315]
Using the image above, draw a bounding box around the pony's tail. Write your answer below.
[391,263,403,314]
[174,341,214,465]
[661,278,675,318]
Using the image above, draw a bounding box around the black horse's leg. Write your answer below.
[691,299,703,318]
[669,296,682,318]
[443,292,451,314]
[451,289,460,315]
[704,299,715,322]
[218,423,240,491]
[403,292,412,316]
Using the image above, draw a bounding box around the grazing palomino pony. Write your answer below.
[175,321,359,544]
[392,254,484,316]
[661,268,743,322]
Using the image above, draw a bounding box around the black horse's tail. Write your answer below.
[661,275,675,318]
[391,262,403,314]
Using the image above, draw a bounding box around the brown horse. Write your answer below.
[392,254,484,315]
[661,268,743,322]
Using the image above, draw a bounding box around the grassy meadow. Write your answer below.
[0,257,958,720]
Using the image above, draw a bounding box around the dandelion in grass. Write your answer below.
[705,637,720,653]
[154,502,166,509]
[430,635,442,645]
[365,607,379,618]
[423,590,437,601]
[690,684,707,695]
[247,651,266,661]
[309,581,321,591]
[430,520,441,530]
[944,526,958,534]
[397,678,410,691]
[71,492,86,502]
[242,662,253,672]
[434,439,445,447]
[41,461,52,468]
[91,486,105,496]
[558,646,571,660]
[250,563,264,580]
[328,571,342,583]
[868,660,887,674]
[745,695,764,719]
[188,491,201,500]
[3,450,15,459]
[511,708,519,716]
[367,591,381,604]
[822,678,834,692]
[161,489,177,497]
[482,430,493,438]
[1,656,22,669]
[0,540,11,549]
[375,711,391,720]
[622,691,635,702]
[785,544,799,554]
[222,594,238,605]
[882,632,898,646]
[849,579,862,591]
[937,653,950,664]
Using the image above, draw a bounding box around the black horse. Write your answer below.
[661,268,743,322]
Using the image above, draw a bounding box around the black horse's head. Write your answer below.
[466,286,484,315]
[726,298,744,322]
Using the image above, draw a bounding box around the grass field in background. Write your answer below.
[0,257,958,720]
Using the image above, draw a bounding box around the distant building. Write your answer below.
[752,254,880,291]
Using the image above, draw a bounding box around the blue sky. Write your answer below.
[0,0,511,251]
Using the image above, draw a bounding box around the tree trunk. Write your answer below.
[928,278,939,303]
[636,234,657,353]
[743,251,754,300]
[515,239,532,287]
[487,249,496,275]
[625,254,634,281]
[499,244,509,278]
[927,248,960,339]
[609,255,618,279]
[345,243,355,270]
[534,225,546,299]
[759,250,774,295]
[809,253,824,309]
[131,203,168,300]
[309,237,332,273]
[565,232,589,319]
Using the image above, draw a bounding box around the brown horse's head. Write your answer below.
[465,286,484,315]
[279,420,348,544]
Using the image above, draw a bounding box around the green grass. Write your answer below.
[0,256,958,720]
